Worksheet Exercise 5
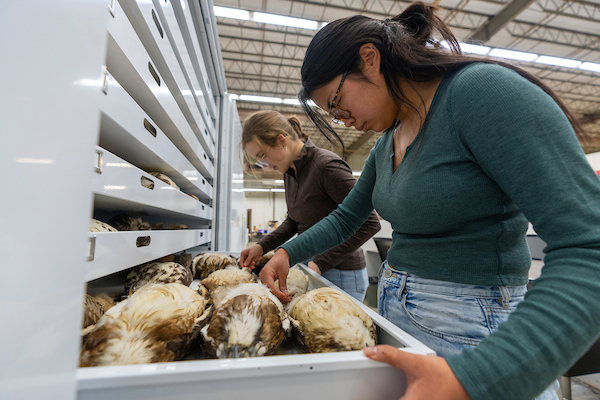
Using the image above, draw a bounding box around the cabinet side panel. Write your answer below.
[0,1,108,399]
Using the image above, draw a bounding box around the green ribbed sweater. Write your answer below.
[281,63,600,399]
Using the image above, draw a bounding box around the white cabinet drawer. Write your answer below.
[117,0,215,154]
[77,264,433,399]
[106,0,214,179]
[154,0,216,123]
[93,147,211,219]
[99,71,213,202]
[85,229,210,281]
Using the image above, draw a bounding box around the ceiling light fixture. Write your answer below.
[459,43,490,55]
[239,94,282,103]
[488,48,539,62]
[579,62,600,73]
[253,12,318,30]
[535,56,581,69]
[213,5,318,30]
[213,6,250,20]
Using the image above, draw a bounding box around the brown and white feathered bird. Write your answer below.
[148,171,179,189]
[200,266,257,307]
[108,214,152,231]
[192,253,239,279]
[184,192,199,201]
[82,293,115,328]
[151,222,188,230]
[201,283,291,358]
[125,261,192,295]
[80,283,211,367]
[89,219,118,232]
[287,287,377,353]
[275,266,309,300]
[252,250,274,274]
[174,251,192,270]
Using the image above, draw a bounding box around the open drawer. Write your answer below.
[77,263,434,399]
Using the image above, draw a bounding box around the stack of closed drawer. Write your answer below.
[87,0,220,288]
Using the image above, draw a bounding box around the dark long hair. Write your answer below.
[299,1,587,149]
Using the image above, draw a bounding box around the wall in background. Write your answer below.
[245,191,287,233]
[586,151,600,173]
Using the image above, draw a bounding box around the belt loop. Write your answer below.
[378,260,387,280]
[499,286,510,308]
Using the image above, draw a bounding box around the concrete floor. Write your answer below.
[567,374,600,400]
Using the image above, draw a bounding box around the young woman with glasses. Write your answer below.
[239,110,381,302]
[259,2,600,399]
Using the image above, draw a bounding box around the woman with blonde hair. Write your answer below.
[240,110,380,302]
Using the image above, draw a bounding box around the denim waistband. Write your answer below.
[382,261,528,298]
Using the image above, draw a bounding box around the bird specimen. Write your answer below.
[148,171,179,189]
[192,252,239,279]
[287,287,377,353]
[150,222,188,230]
[108,214,152,231]
[82,293,116,329]
[275,266,309,300]
[89,219,117,232]
[80,283,211,367]
[125,261,192,296]
[199,266,257,307]
[201,283,291,359]
[173,251,192,270]
[253,250,274,274]
[184,192,199,201]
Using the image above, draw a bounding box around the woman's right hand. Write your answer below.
[259,248,292,303]
[240,244,264,269]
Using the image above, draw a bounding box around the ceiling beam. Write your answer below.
[466,0,537,43]
[346,131,375,152]
[582,112,600,124]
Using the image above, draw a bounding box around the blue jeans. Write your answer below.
[378,261,559,400]
[322,267,369,303]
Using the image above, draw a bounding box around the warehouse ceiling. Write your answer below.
[212,0,600,159]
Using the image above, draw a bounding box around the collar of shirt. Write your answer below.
[285,138,315,178]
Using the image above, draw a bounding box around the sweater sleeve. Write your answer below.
[312,158,381,272]
[281,145,379,266]
[445,64,600,400]
[257,216,298,254]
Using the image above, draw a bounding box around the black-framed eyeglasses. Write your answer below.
[330,71,351,125]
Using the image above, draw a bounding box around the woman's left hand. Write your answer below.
[363,345,470,400]
[307,261,321,275]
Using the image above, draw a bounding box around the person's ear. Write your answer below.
[277,133,288,150]
[359,43,380,76]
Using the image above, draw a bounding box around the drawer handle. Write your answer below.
[143,118,157,137]
[95,149,104,174]
[148,62,161,86]
[201,205,205,210]
[202,179,205,185]
[108,0,116,17]
[204,129,208,136]
[136,236,151,247]
[151,9,164,38]
[88,236,96,261]
[141,176,155,190]
[203,154,207,160]
[200,232,204,237]
[101,68,109,95]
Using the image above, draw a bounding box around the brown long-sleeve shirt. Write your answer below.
[258,139,380,273]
